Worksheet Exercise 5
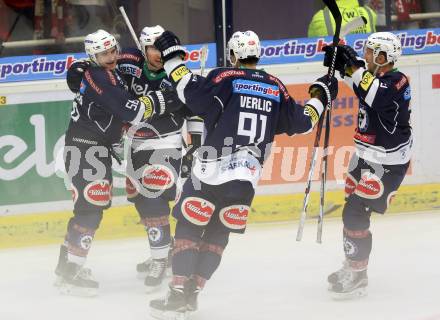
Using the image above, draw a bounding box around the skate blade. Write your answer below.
[58,283,98,297]
[150,309,188,320]
[330,287,367,300]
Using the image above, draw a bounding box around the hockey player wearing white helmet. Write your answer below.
[55,29,184,297]
[148,30,338,319]
[323,32,412,299]
[66,26,203,292]
[139,25,166,71]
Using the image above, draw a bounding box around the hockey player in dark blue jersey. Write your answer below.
[323,32,412,299]
[148,30,338,319]
[117,26,203,291]
[66,26,203,291]
[55,29,183,296]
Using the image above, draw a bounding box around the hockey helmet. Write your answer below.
[227,30,261,65]
[139,25,165,56]
[84,29,119,65]
[365,32,402,66]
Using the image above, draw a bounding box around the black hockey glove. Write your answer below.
[139,89,185,122]
[309,75,338,107]
[323,45,365,77]
[154,31,186,62]
[66,60,91,93]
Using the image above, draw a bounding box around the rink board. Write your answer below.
[1,54,440,248]
[1,183,439,249]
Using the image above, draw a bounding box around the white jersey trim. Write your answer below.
[192,149,261,188]
[355,135,413,165]
[365,78,379,107]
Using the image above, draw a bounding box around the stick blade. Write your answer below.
[340,16,368,37]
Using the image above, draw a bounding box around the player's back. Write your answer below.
[194,67,289,163]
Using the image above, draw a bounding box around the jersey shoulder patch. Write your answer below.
[210,68,246,84]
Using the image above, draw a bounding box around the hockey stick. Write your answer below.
[316,0,341,243]
[200,44,208,76]
[176,44,209,196]
[316,15,367,243]
[118,6,144,56]
[296,0,342,242]
[340,16,367,37]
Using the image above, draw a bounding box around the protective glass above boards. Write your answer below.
[0,0,215,58]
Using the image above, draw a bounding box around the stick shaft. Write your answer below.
[118,6,142,52]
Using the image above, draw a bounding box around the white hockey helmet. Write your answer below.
[139,25,165,55]
[227,30,261,65]
[365,32,402,66]
[84,29,119,65]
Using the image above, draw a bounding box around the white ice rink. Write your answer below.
[1,211,440,320]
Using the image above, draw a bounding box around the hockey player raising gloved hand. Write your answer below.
[325,33,412,300]
[149,30,337,320]
[66,25,202,292]
[323,44,366,78]
[55,29,184,297]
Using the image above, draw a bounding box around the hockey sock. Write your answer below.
[194,241,225,280]
[343,227,372,270]
[172,238,200,277]
[141,216,171,260]
[66,220,96,266]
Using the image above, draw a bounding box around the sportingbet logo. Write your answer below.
[233,80,280,102]
[0,54,78,81]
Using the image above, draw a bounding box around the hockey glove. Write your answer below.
[154,31,186,62]
[323,45,346,76]
[66,60,91,93]
[139,89,185,122]
[309,75,338,107]
[324,45,365,77]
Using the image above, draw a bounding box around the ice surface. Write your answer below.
[1,211,439,320]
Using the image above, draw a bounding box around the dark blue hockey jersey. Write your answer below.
[163,60,323,165]
[66,66,146,145]
[117,48,188,143]
[346,67,413,165]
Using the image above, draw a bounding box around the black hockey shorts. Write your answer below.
[172,176,255,234]
[125,147,182,203]
[64,137,113,214]
[344,155,410,214]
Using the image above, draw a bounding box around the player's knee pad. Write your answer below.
[342,197,371,230]
[134,196,170,219]
[72,210,103,229]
